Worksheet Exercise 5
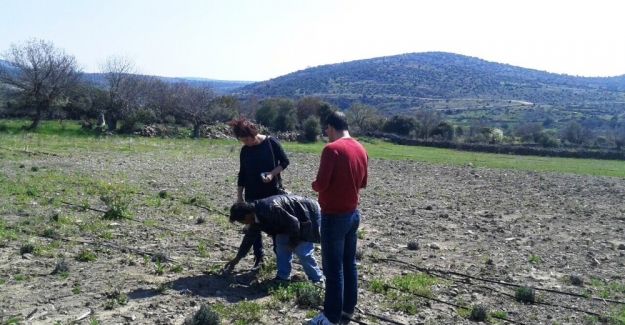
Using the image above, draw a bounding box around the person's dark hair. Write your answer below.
[229,202,255,223]
[228,117,259,138]
[325,111,349,131]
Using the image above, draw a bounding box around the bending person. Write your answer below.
[223,194,323,284]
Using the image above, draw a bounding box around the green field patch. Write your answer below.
[284,140,625,178]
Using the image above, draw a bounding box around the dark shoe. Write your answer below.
[251,256,264,271]
[339,312,353,325]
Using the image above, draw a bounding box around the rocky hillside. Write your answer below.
[236,52,625,112]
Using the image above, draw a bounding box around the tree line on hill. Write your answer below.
[1,39,625,157]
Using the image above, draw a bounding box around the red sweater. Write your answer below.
[312,138,368,214]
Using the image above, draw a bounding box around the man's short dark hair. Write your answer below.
[325,111,348,131]
[229,202,255,223]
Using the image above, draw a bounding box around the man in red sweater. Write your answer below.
[309,111,368,325]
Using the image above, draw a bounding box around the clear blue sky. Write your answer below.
[1,0,624,81]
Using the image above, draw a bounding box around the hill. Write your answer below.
[236,52,625,115]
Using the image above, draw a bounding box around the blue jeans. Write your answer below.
[275,234,323,282]
[320,210,360,324]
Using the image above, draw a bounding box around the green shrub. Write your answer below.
[368,278,389,294]
[391,273,438,298]
[76,249,97,262]
[51,259,69,275]
[20,243,35,255]
[515,286,536,304]
[184,304,221,325]
[469,304,488,321]
[301,116,320,142]
[295,283,323,307]
[101,193,131,220]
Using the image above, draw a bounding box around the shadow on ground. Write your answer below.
[128,271,271,303]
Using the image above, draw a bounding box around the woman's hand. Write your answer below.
[261,172,274,183]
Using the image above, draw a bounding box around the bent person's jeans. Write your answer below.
[320,210,360,324]
[275,234,323,282]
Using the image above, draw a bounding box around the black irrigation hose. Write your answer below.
[5,223,179,263]
[378,258,625,306]
[361,279,524,325]
[190,202,229,217]
[43,194,227,238]
[474,284,603,318]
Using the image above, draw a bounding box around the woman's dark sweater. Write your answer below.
[237,136,290,201]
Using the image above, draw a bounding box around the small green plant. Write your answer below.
[14,274,27,281]
[100,192,132,220]
[184,304,221,325]
[407,240,420,250]
[42,227,59,239]
[229,301,262,324]
[569,274,584,286]
[5,317,22,325]
[197,241,209,257]
[100,230,113,240]
[305,310,317,318]
[89,317,101,325]
[295,283,323,307]
[456,306,471,318]
[357,228,367,239]
[588,277,625,300]
[205,264,222,275]
[76,249,97,262]
[391,273,438,298]
[171,264,183,273]
[157,282,172,293]
[154,259,165,275]
[469,304,488,322]
[0,221,18,241]
[269,282,322,307]
[490,310,508,320]
[257,257,277,280]
[515,286,536,304]
[389,292,419,315]
[0,278,6,285]
[20,243,35,255]
[368,278,389,294]
[51,259,70,275]
[528,254,542,264]
[610,306,625,325]
[72,285,81,294]
[104,290,128,309]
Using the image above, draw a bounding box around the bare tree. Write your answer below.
[561,121,592,145]
[346,103,382,135]
[0,39,81,129]
[99,56,138,131]
[415,109,441,140]
[174,82,216,138]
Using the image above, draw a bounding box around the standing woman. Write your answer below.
[225,117,290,271]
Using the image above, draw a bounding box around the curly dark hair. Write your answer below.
[230,202,255,223]
[228,117,259,138]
